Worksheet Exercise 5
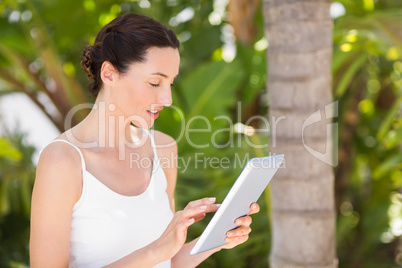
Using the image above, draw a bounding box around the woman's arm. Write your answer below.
[154,130,178,212]
[30,142,83,267]
[171,238,221,267]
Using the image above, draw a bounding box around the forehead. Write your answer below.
[128,47,180,77]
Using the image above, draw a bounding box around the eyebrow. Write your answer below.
[151,72,179,79]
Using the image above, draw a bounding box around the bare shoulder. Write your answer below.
[38,141,82,173]
[152,130,177,156]
[35,140,83,203]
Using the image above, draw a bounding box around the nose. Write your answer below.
[158,86,172,107]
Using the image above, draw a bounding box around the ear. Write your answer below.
[100,61,118,86]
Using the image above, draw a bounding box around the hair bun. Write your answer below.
[80,45,95,80]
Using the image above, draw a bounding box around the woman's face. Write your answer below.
[110,46,180,129]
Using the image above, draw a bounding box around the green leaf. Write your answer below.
[180,26,222,65]
[382,127,402,149]
[332,49,357,76]
[334,51,367,97]
[176,60,245,151]
[0,137,22,162]
[182,60,245,119]
[373,153,402,179]
[377,97,402,141]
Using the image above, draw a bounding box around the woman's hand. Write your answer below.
[150,197,219,261]
[220,202,260,250]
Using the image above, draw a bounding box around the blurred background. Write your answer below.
[0,0,401,267]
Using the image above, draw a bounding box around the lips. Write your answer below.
[146,107,163,119]
[147,110,159,119]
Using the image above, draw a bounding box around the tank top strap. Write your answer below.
[49,139,86,171]
[142,129,158,158]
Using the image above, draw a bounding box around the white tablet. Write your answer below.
[189,154,284,255]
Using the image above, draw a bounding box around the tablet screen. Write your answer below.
[189,154,284,255]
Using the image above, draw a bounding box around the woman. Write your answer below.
[30,13,259,267]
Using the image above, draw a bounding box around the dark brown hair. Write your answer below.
[80,13,180,97]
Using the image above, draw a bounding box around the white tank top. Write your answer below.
[48,129,173,268]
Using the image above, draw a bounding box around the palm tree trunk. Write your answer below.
[263,0,338,267]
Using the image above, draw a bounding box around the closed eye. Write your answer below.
[149,83,159,87]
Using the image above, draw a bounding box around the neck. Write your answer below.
[73,94,147,151]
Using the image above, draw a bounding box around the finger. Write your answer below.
[204,203,220,213]
[191,204,220,222]
[226,226,251,238]
[183,217,195,228]
[181,204,209,219]
[187,218,195,227]
[248,203,260,215]
[225,234,249,245]
[185,197,216,209]
[193,213,206,222]
[235,216,252,226]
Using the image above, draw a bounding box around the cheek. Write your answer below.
[117,83,154,112]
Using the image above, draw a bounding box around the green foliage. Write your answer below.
[0,138,22,161]
[334,0,402,266]
[0,132,35,267]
